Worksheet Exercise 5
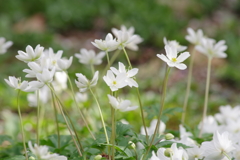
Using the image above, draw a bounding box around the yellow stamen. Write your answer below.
[172,58,177,62]
[113,81,117,85]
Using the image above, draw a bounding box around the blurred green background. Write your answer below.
[1,0,240,139]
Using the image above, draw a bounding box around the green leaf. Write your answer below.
[0,135,13,144]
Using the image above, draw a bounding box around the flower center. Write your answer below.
[113,81,117,85]
[172,58,177,62]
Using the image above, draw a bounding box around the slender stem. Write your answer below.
[101,50,121,77]
[144,66,171,159]
[90,64,95,76]
[199,58,212,137]
[89,88,109,144]
[48,84,82,156]
[61,103,84,152]
[50,90,60,148]
[122,47,149,141]
[111,107,116,160]
[223,151,232,160]
[36,90,40,145]
[17,91,28,160]
[181,48,196,124]
[66,72,96,140]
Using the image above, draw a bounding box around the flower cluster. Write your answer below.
[92,25,143,52]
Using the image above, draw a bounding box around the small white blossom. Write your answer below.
[196,38,227,59]
[28,141,67,160]
[103,70,127,91]
[52,71,68,92]
[57,56,73,71]
[110,62,138,87]
[140,119,166,136]
[75,48,105,65]
[16,45,44,62]
[186,144,204,160]
[0,37,13,54]
[23,60,49,78]
[157,45,190,70]
[185,28,204,45]
[5,76,34,92]
[27,86,50,107]
[163,37,187,52]
[75,92,88,103]
[150,143,188,160]
[107,94,138,112]
[112,25,143,51]
[91,33,118,52]
[36,68,56,84]
[42,48,63,70]
[201,131,235,160]
[75,71,99,92]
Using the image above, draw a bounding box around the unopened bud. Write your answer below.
[165,133,174,140]
[128,141,136,149]
[94,155,102,160]
[29,156,36,160]
[164,148,173,157]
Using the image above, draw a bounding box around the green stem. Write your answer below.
[199,58,212,137]
[48,84,82,156]
[101,50,121,77]
[223,151,232,160]
[90,64,95,76]
[181,48,196,124]
[17,91,28,160]
[122,47,149,141]
[36,90,40,145]
[66,72,96,140]
[144,66,171,159]
[50,90,60,148]
[89,88,109,144]
[111,107,116,160]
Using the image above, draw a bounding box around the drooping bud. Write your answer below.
[164,148,173,157]
[94,155,102,160]
[128,141,136,149]
[165,133,174,140]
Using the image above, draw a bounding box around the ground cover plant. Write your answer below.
[1,24,240,160]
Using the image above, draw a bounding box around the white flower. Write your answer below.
[196,38,227,59]
[0,37,13,54]
[27,86,50,107]
[4,76,34,92]
[91,33,118,52]
[157,45,190,70]
[215,105,240,124]
[112,25,143,51]
[57,56,73,71]
[107,94,138,112]
[110,62,138,87]
[185,28,204,45]
[201,131,235,160]
[198,116,219,134]
[140,119,166,136]
[75,71,99,92]
[75,48,105,65]
[23,60,49,78]
[36,68,56,84]
[186,144,204,160]
[16,45,44,62]
[75,92,88,103]
[163,37,187,52]
[42,48,63,70]
[52,71,68,92]
[28,141,67,160]
[150,143,188,160]
[103,70,127,91]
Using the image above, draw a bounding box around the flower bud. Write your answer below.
[29,156,36,160]
[94,155,102,160]
[164,148,173,157]
[165,133,174,140]
[128,141,136,149]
